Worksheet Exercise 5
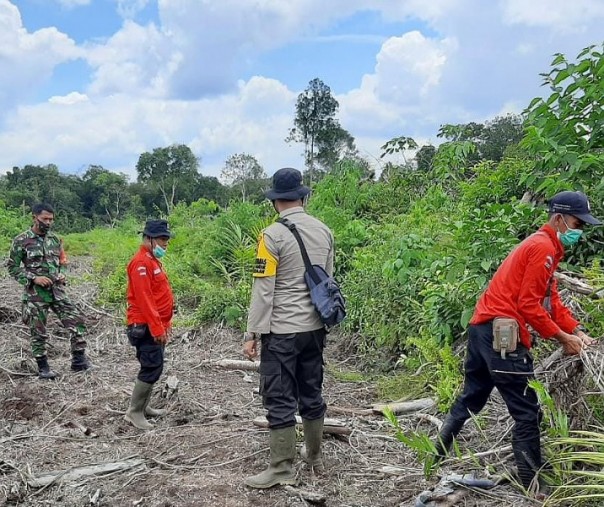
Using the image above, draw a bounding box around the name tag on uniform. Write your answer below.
[154,268,162,275]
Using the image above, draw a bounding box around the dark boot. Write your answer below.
[245,426,297,489]
[125,380,154,430]
[433,415,466,460]
[71,350,91,372]
[35,356,57,380]
[143,384,166,417]
[301,417,324,473]
[513,436,543,491]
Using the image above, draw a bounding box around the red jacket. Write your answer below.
[126,246,174,338]
[471,224,579,348]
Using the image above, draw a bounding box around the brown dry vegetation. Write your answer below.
[1,259,537,506]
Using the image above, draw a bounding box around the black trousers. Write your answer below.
[126,324,165,384]
[259,329,327,429]
[448,322,542,488]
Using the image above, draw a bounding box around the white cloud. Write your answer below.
[116,0,150,19]
[337,30,456,147]
[501,0,604,30]
[0,1,82,114]
[49,92,89,105]
[85,20,175,98]
[1,0,604,179]
[374,31,454,102]
[0,76,300,178]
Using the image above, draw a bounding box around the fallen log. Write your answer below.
[327,405,374,417]
[28,458,145,488]
[253,416,351,436]
[372,397,435,415]
[200,359,259,372]
[555,272,593,295]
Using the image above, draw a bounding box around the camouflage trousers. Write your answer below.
[21,298,87,358]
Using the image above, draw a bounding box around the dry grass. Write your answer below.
[0,259,544,506]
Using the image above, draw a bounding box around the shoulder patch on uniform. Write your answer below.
[545,255,554,270]
[253,234,278,278]
[137,266,147,276]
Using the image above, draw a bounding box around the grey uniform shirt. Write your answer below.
[247,206,334,334]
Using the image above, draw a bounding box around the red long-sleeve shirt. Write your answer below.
[126,246,174,338]
[470,224,579,349]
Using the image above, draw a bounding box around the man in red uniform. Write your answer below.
[434,191,601,495]
[125,219,174,430]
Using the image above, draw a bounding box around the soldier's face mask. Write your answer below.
[34,213,53,234]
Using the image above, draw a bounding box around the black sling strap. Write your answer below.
[277,217,322,285]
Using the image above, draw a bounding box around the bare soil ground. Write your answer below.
[0,258,537,507]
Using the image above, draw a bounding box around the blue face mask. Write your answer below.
[557,216,583,247]
[153,244,166,259]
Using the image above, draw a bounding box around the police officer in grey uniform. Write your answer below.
[243,167,334,489]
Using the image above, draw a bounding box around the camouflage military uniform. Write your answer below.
[6,229,86,358]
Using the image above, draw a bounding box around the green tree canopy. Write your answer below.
[220,153,268,203]
[136,144,200,213]
[287,78,344,184]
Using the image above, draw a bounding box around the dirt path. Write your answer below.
[0,259,536,507]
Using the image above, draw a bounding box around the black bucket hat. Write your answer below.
[142,219,173,238]
[548,191,601,225]
[265,167,311,201]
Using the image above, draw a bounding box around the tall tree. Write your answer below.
[438,114,523,163]
[136,144,199,213]
[315,125,357,171]
[286,78,340,185]
[221,153,267,203]
[194,174,229,206]
[81,165,131,227]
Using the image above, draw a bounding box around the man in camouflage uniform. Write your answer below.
[6,203,90,379]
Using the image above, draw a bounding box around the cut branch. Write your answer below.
[28,458,145,488]
[372,397,435,415]
[200,359,260,372]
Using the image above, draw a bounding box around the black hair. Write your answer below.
[32,203,54,215]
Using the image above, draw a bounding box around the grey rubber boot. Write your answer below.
[143,386,166,417]
[124,380,155,430]
[245,426,297,489]
[35,356,57,380]
[300,417,324,473]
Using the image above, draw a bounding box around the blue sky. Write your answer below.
[0,0,603,179]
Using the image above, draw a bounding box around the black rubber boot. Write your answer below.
[71,350,91,371]
[36,356,57,380]
[433,415,466,460]
[513,436,543,491]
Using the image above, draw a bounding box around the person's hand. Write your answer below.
[576,329,597,347]
[557,332,587,355]
[243,332,259,360]
[33,276,53,288]
[155,333,169,345]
